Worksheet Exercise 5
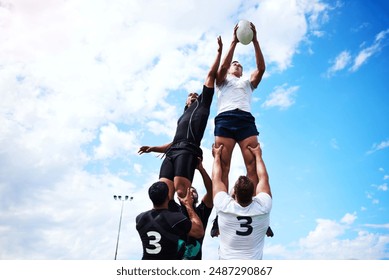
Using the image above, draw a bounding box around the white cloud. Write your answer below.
[350,29,389,72]
[377,183,388,192]
[300,218,346,247]
[262,84,299,110]
[93,123,139,160]
[326,28,389,76]
[351,48,374,72]
[341,212,357,225]
[364,223,389,230]
[326,50,352,76]
[253,0,333,71]
[266,214,389,260]
[367,140,389,155]
[256,0,307,71]
[365,188,383,206]
[0,169,146,259]
[133,164,142,174]
[372,199,380,205]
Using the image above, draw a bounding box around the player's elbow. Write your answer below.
[260,63,266,73]
[207,69,217,80]
[257,64,265,77]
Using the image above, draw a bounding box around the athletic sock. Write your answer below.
[210,215,219,237]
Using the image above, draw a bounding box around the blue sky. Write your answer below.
[0,0,388,260]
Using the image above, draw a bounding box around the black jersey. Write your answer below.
[171,85,214,152]
[181,201,212,259]
[136,209,191,260]
[160,86,214,181]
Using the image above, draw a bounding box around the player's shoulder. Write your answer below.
[255,192,272,201]
[214,191,232,208]
[161,209,188,222]
[253,193,272,211]
[136,209,150,220]
[215,191,229,199]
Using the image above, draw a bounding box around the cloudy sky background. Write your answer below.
[1,0,388,260]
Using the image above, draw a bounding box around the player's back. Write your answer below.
[136,209,190,260]
[214,192,272,259]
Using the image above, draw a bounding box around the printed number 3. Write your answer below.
[146,231,162,254]
[236,216,253,236]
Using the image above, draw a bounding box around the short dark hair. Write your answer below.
[233,176,254,205]
[148,181,169,206]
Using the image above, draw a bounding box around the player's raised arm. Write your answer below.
[216,25,239,86]
[212,144,227,199]
[178,187,204,239]
[196,158,213,208]
[204,36,223,88]
[249,22,266,89]
[248,144,271,197]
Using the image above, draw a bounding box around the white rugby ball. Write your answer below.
[236,20,253,45]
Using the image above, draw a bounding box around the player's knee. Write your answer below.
[175,187,186,199]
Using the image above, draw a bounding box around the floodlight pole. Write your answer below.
[113,195,133,260]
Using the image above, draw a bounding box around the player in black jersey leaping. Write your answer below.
[138,37,223,206]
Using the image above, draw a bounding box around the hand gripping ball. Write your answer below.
[236,20,253,45]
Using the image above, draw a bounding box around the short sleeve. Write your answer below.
[253,192,272,213]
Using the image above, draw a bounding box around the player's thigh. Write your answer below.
[215,136,236,166]
[159,157,175,199]
[238,135,259,166]
[173,153,197,197]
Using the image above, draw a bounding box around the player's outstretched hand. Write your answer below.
[138,146,152,155]
[247,144,262,157]
[178,187,194,209]
[212,143,223,158]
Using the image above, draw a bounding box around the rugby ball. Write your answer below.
[236,20,253,45]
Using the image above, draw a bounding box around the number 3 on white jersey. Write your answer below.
[236,216,253,236]
[146,231,162,254]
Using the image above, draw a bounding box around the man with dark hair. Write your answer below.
[233,176,255,205]
[212,144,272,259]
[135,181,204,260]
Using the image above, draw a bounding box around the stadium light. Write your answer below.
[113,195,133,260]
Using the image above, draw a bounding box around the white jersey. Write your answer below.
[214,191,272,260]
[216,74,254,114]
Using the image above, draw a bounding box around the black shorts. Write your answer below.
[214,109,259,142]
[159,152,198,182]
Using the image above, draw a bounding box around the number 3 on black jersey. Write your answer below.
[236,216,253,236]
[146,231,162,254]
